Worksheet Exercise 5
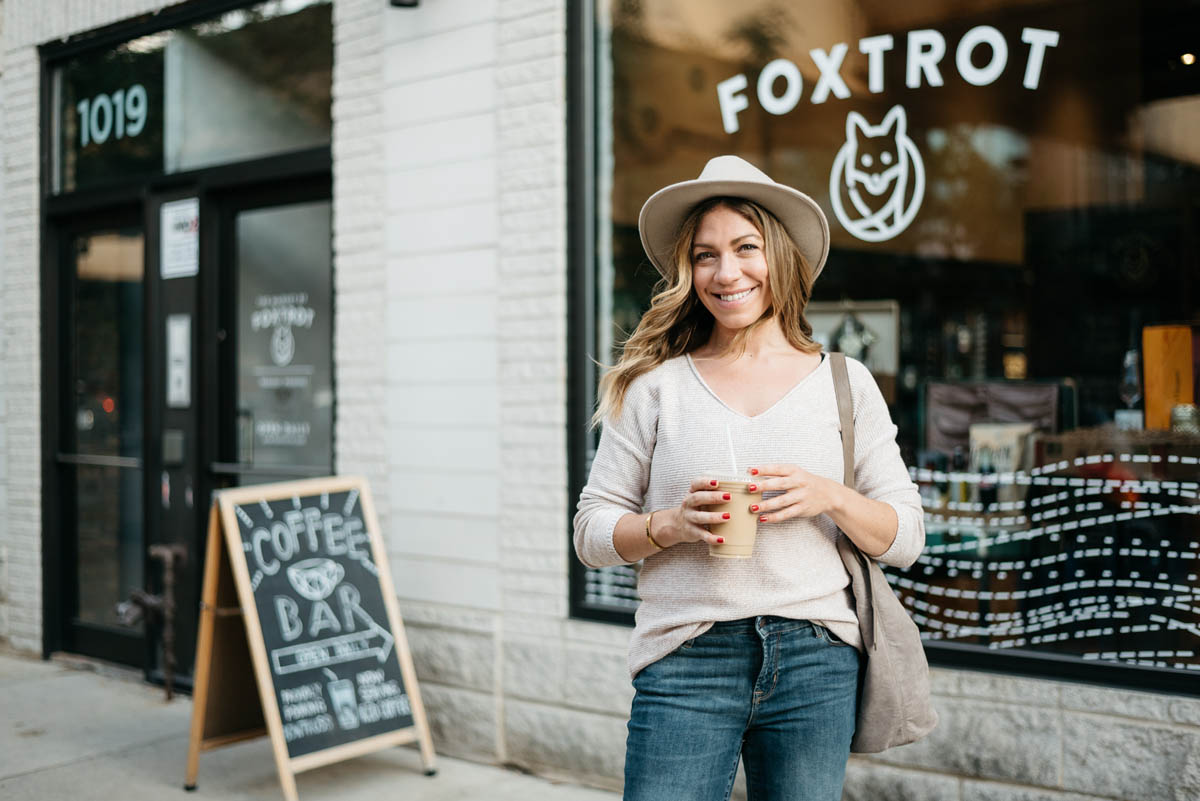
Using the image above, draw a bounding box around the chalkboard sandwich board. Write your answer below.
[185,476,435,801]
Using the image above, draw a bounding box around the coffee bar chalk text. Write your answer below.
[717,26,1061,134]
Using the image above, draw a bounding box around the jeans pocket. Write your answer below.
[814,623,853,647]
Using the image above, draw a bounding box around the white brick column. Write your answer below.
[375,0,506,763]
[332,0,390,520]
[492,0,629,788]
[0,46,40,652]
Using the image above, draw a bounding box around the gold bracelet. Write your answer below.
[645,510,665,551]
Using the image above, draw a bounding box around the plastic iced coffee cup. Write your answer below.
[707,479,762,558]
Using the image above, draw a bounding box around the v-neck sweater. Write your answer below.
[573,353,925,678]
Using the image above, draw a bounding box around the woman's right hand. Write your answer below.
[656,478,738,547]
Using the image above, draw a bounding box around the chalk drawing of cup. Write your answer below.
[327,678,360,730]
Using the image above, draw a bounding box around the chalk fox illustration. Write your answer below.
[829,104,925,242]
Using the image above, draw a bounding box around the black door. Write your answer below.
[54,209,148,666]
[142,175,334,684]
[207,176,335,491]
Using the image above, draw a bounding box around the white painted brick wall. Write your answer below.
[347,0,578,772]
[0,21,7,647]
[491,0,578,777]
[332,0,390,549]
[374,0,507,765]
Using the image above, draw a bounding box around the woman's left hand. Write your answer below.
[749,464,846,523]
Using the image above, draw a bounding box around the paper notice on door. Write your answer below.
[161,198,199,279]
[167,314,191,408]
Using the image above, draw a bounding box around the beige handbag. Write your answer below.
[829,351,939,753]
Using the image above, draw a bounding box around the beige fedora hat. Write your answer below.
[638,155,830,279]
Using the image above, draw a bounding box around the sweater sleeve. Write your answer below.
[572,374,659,569]
[847,358,926,569]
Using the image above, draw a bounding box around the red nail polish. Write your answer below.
[710,480,718,487]
[759,515,768,522]
[750,468,759,475]
[722,493,731,500]
[717,537,725,543]
[751,505,759,512]
[748,484,758,492]
[722,512,730,520]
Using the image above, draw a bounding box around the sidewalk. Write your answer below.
[0,650,621,801]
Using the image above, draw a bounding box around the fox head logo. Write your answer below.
[829,105,925,243]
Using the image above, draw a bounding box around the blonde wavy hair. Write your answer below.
[593,197,821,427]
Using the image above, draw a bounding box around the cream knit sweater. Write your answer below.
[573,352,925,678]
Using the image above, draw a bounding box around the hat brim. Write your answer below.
[638,178,830,280]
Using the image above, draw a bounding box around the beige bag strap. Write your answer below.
[828,351,939,751]
[829,351,875,639]
[829,352,855,490]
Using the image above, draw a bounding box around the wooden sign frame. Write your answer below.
[185,476,436,800]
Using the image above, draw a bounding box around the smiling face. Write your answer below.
[690,204,772,337]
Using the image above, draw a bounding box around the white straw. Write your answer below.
[725,424,738,475]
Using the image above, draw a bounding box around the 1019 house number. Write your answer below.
[76,84,148,147]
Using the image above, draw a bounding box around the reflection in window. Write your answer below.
[73,230,144,459]
[70,229,145,628]
[585,0,1200,675]
[53,0,330,193]
[164,1,332,172]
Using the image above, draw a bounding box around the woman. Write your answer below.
[573,156,925,801]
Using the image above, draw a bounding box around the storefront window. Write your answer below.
[578,0,1200,681]
[52,0,331,194]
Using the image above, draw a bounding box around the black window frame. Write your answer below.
[565,0,1200,697]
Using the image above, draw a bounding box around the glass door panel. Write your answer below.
[75,465,143,627]
[233,200,332,482]
[68,227,145,632]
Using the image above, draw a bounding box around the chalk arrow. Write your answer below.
[373,622,394,663]
[271,624,396,675]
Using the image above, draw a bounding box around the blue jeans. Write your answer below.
[624,617,860,801]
